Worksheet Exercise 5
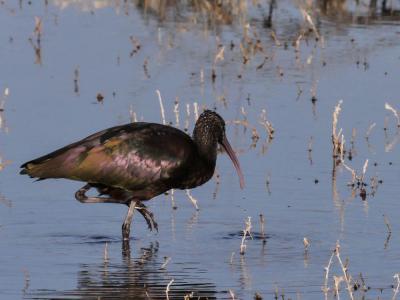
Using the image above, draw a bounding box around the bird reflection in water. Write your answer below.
[28,241,217,300]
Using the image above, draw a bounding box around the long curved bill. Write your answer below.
[221,136,245,189]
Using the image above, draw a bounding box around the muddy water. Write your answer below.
[1,1,400,299]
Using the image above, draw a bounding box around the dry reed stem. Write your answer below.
[335,242,355,300]
[340,136,371,192]
[156,90,166,125]
[270,30,281,46]
[360,159,369,182]
[259,109,274,139]
[240,217,252,255]
[129,105,138,123]
[185,190,199,211]
[294,32,304,51]
[161,256,171,269]
[230,252,235,265]
[393,273,400,300]
[303,237,310,251]
[385,103,400,127]
[193,102,199,121]
[241,106,248,133]
[184,292,194,300]
[251,127,260,148]
[359,273,368,292]
[229,289,236,300]
[214,46,225,63]
[322,248,335,296]
[332,100,343,157]
[298,7,321,41]
[166,279,174,300]
[339,136,356,182]
[185,103,190,131]
[274,286,279,299]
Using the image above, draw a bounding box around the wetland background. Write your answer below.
[1,0,400,299]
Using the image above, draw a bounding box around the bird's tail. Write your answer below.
[20,160,44,179]
[20,156,58,180]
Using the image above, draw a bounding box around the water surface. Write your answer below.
[1,1,400,299]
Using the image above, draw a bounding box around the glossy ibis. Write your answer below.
[20,110,244,239]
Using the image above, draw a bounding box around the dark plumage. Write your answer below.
[20,110,244,239]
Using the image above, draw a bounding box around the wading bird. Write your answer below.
[20,110,244,239]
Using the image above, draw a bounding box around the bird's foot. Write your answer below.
[136,202,158,232]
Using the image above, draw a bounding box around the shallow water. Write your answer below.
[1,1,400,299]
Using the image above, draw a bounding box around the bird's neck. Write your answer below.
[193,128,218,166]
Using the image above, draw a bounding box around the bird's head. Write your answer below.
[194,110,245,189]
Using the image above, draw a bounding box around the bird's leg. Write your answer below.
[122,200,137,240]
[135,202,158,232]
[75,184,127,204]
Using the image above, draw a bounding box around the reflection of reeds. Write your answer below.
[0,88,9,133]
[170,188,177,210]
[29,17,42,65]
[385,103,400,127]
[103,242,109,262]
[22,268,30,296]
[73,67,80,95]
[308,136,313,165]
[0,194,12,208]
[365,123,376,141]
[259,214,266,244]
[383,214,392,249]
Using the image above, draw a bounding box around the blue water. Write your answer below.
[1,1,400,299]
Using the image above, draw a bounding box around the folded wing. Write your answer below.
[20,123,195,191]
